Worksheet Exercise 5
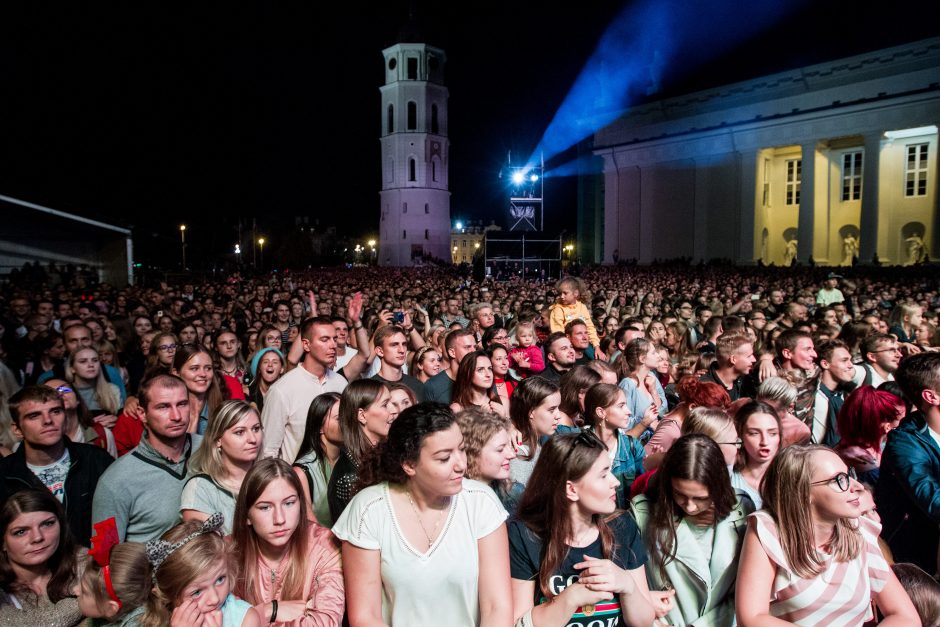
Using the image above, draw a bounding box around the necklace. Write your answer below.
[406,489,448,548]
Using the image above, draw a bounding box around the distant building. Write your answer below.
[378,38,451,266]
[450,221,502,264]
[591,37,940,265]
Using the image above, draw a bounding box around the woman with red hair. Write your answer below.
[643,376,730,469]
[834,385,903,485]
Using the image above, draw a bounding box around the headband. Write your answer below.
[145,512,224,582]
[89,518,122,608]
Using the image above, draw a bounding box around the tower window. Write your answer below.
[841,151,863,201]
[403,230,407,239]
[425,203,429,214]
[407,57,417,80]
[785,159,801,206]
[403,202,408,214]
[431,104,439,134]
[409,158,416,182]
[432,159,438,182]
[906,143,929,197]
[424,229,429,240]
[387,104,394,134]
[407,102,417,130]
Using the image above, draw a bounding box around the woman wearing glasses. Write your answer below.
[509,430,656,627]
[631,434,754,626]
[736,445,918,625]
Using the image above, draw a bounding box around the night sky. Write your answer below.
[1,1,936,266]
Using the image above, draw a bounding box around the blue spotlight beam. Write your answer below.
[528,0,810,169]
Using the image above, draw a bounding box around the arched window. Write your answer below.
[409,158,416,182]
[407,101,417,130]
[387,104,394,134]
[431,104,439,134]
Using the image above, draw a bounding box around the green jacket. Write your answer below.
[631,490,754,627]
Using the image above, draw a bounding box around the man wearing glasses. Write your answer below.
[878,352,940,572]
[854,333,901,388]
[0,385,113,546]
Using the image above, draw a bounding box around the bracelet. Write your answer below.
[270,599,278,623]
[403,327,414,333]
[354,323,363,329]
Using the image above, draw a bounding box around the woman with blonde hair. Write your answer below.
[457,408,523,513]
[180,400,263,533]
[65,346,122,417]
[172,344,226,435]
[681,407,740,468]
[736,445,918,625]
[232,459,344,626]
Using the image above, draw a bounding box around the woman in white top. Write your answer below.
[180,400,262,533]
[332,403,512,627]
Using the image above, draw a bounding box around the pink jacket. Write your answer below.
[510,345,545,375]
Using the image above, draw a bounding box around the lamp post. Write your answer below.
[367,239,376,264]
[258,237,265,270]
[179,225,187,269]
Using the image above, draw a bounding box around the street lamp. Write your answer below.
[367,239,376,263]
[258,237,265,270]
[179,225,187,269]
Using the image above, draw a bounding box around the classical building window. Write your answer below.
[403,230,407,239]
[906,143,928,197]
[841,152,862,201]
[424,229,429,240]
[432,160,437,182]
[409,158,416,182]
[407,57,417,80]
[387,104,394,134]
[407,102,417,130]
[403,202,407,214]
[424,203,429,214]
[785,159,801,206]
[431,104,439,134]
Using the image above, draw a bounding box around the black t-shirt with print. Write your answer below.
[508,512,648,627]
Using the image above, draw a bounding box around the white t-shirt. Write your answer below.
[332,479,507,627]
[27,449,70,502]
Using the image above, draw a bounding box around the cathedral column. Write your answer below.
[796,142,816,263]
[737,149,759,264]
[858,132,882,264]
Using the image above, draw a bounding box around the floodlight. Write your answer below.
[512,172,525,184]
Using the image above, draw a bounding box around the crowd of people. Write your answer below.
[1,259,940,626]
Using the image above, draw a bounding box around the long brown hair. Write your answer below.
[0,490,77,603]
[644,435,737,581]
[451,351,502,409]
[173,344,225,420]
[80,543,151,621]
[515,433,619,599]
[338,379,388,463]
[558,365,602,423]
[231,458,310,604]
[762,445,862,578]
[509,377,559,460]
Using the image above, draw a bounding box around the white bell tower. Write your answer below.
[378,40,451,266]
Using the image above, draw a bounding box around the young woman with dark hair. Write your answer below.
[232,458,344,626]
[582,383,646,509]
[833,385,904,487]
[333,403,512,626]
[736,445,918,625]
[293,392,342,527]
[557,365,602,428]
[487,344,517,400]
[326,380,392,522]
[450,351,507,417]
[508,377,561,487]
[730,401,782,509]
[509,431,656,627]
[0,490,83,625]
[631,435,754,626]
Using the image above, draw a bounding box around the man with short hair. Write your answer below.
[608,320,645,364]
[261,316,348,461]
[565,320,593,365]
[878,352,940,571]
[1,386,113,546]
[332,316,357,370]
[854,333,901,388]
[816,273,845,306]
[92,374,199,542]
[699,333,756,401]
[273,299,296,345]
[442,298,470,329]
[812,339,857,446]
[371,324,426,401]
[775,329,818,428]
[763,289,786,320]
[778,302,809,329]
[538,332,576,384]
[424,328,477,403]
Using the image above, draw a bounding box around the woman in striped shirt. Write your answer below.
[736,445,918,626]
